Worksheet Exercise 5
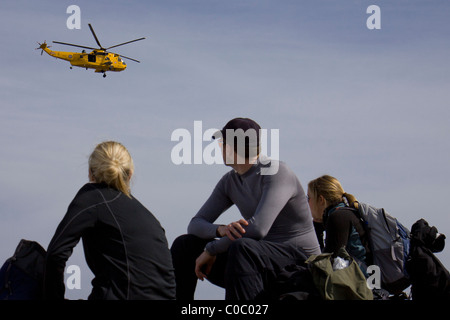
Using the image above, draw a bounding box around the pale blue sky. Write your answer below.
[1,0,449,299]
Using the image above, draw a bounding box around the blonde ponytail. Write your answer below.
[89,141,134,198]
[342,192,359,209]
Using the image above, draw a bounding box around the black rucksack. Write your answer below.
[406,219,450,300]
[0,239,46,300]
[270,263,321,300]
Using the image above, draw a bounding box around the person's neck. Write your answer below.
[232,163,254,175]
[229,156,258,175]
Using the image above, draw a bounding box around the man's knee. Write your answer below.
[172,234,216,258]
[171,234,207,258]
[171,234,193,251]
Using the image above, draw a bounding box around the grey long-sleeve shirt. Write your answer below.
[187,158,321,256]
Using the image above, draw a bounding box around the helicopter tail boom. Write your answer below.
[36,41,76,62]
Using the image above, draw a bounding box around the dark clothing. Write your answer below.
[225,238,308,300]
[44,183,176,300]
[170,234,307,300]
[317,203,371,265]
[313,221,325,251]
[406,219,450,300]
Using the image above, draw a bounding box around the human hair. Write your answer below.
[88,141,134,198]
[308,175,358,208]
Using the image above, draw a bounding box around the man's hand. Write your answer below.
[217,219,249,241]
[195,250,217,281]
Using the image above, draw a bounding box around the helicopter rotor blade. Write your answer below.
[53,41,97,50]
[88,23,103,49]
[35,44,43,55]
[106,37,146,50]
[119,54,141,63]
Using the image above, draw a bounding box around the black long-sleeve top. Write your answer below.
[315,203,371,264]
[44,183,175,300]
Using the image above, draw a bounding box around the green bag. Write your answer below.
[306,247,373,300]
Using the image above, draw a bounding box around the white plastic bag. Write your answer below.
[332,256,349,270]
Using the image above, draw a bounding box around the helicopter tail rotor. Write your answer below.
[35,41,51,55]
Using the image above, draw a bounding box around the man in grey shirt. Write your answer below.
[170,118,320,300]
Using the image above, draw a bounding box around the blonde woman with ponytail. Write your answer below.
[307,175,372,270]
[45,141,175,300]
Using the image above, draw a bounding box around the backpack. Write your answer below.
[353,202,411,294]
[0,239,46,300]
[306,247,373,300]
[270,262,321,300]
[406,219,450,300]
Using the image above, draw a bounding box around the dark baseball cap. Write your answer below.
[212,117,261,148]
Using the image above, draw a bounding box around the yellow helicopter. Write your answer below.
[37,24,145,78]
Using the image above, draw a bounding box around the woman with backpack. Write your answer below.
[307,175,372,273]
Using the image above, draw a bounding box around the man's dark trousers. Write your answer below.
[170,234,308,300]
